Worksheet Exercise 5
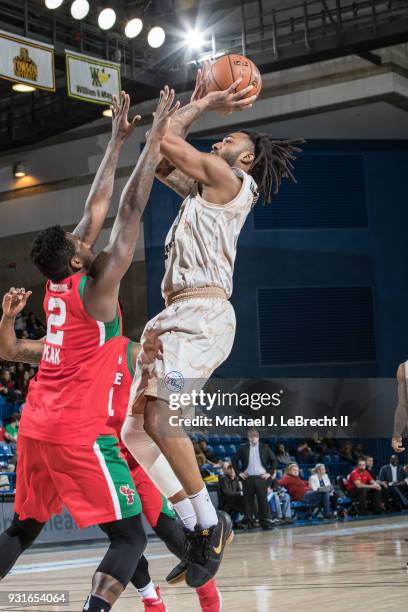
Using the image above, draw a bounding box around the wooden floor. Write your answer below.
[1,516,408,611]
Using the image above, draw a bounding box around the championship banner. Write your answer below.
[0,29,55,91]
[66,50,121,105]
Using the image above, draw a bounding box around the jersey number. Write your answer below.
[46,297,66,346]
[107,387,115,417]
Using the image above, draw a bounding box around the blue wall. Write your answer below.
[143,140,408,378]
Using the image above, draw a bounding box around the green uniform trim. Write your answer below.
[127,341,136,378]
[160,494,177,520]
[96,435,142,518]
[78,276,120,342]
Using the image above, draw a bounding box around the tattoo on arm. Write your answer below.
[15,346,43,363]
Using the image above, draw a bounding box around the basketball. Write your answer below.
[206,54,262,98]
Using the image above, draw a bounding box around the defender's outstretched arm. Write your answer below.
[73,92,139,247]
[83,87,180,323]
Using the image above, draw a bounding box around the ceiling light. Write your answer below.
[70,0,89,20]
[148,26,165,48]
[45,0,64,8]
[125,18,143,39]
[184,29,205,49]
[13,163,27,178]
[102,108,113,118]
[98,8,116,30]
[12,83,36,93]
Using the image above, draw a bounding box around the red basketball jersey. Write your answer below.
[102,336,138,469]
[20,273,122,446]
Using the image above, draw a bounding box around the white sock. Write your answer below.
[173,497,197,531]
[189,486,218,529]
[138,581,157,601]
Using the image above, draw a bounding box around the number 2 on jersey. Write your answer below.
[47,297,66,346]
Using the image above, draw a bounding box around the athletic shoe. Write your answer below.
[196,579,222,611]
[166,560,188,584]
[185,511,233,588]
[142,587,168,611]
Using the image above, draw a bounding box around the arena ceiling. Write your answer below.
[1,0,408,152]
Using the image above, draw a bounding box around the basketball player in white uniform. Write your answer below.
[392,361,408,453]
[122,68,304,588]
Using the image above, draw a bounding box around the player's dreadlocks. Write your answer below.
[242,130,305,203]
[30,225,75,282]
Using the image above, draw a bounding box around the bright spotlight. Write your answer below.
[148,26,165,48]
[102,108,113,118]
[125,18,143,39]
[184,29,205,49]
[12,83,36,93]
[45,0,64,8]
[98,8,116,30]
[70,0,89,20]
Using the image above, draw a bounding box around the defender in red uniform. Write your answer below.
[0,88,180,612]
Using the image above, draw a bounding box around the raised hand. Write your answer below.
[202,78,257,114]
[149,86,180,141]
[391,436,405,453]
[2,288,32,320]
[110,91,141,143]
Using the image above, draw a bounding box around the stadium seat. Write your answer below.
[214,445,226,456]
[207,436,220,445]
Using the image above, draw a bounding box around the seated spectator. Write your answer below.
[233,428,277,530]
[14,311,26,338]
[339,441,355,463]
[16,371,31,397]
[346,458,382,514]
[309,463,338,513]
[378,455,408,509]
[197,440,221,467]
[0,369,17,401]
[296,441,317,464]
[5,413,20,444]
[218,464,244,528]
[275,443,294,465]
[279,462,335,519]
[365,455,378,479]
[26,312,45,339]
[268,469,293,524]
[0,424,5,443]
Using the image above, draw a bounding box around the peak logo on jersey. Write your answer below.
[42,343,60,365]
[119,484,136,505]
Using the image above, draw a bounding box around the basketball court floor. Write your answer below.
[1,516,407,611]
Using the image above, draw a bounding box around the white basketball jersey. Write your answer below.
[405,361,408,394]
[161,168,259,300]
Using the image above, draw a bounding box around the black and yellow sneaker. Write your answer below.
[185,511,234,588]
[166,560,188,585]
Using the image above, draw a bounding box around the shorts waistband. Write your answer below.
[165,286,228,307]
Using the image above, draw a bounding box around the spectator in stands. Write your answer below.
[218,463,244,529]
[296,441,317,464]
[0,423,5,443]
[275,443,294,465]
[346,458,382,514]
[13,311,26,338]
[4,413,20,444]
[233,428,277,530]
[339,441,355,463]
[0,369,20,402]
[279,462,335,519]
[268,469,293,524]
[309,463,338,513]
[378,455,408,509]
[16,370,31,397]
[26,312,45,339]
[198,440,221,467]
[365,455,378,479]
